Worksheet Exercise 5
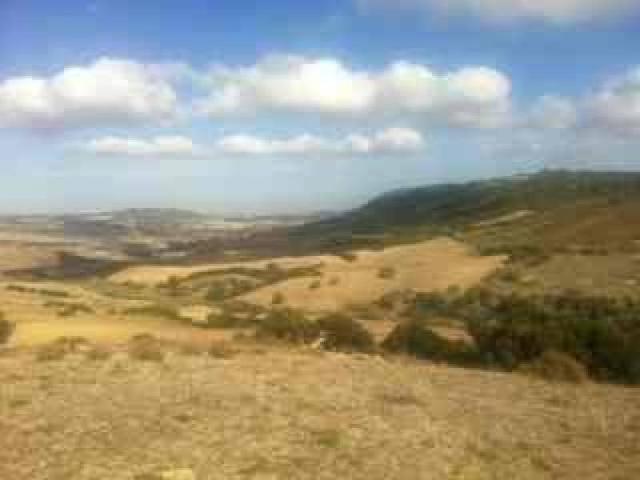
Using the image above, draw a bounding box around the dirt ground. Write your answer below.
[1,345,638,480]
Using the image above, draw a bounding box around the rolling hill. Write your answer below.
[294,169,640,254]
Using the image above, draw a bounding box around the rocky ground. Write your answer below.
[1,343,639,480]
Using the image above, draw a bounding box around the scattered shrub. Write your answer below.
[127,334,165,362]
[316,313,375,353]
[256,308,319,344]
[206,310,254,329]
[124,304,185,322]
[6,284,71,298]
[36,337,86,361]
[378,266,396,280]
[0,314,14,345]
[85,344,112,361]
[518,351,589,383]
[205,278,255,302]
[58,303,95,317]
[328,277,340,286]
[309,280,322,290]
[337,252,358,262]
[271,292,285,306]
[208,341,236,359]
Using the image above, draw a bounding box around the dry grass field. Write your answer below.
[1,345,638,480]
[0,281,227,348]
[0,242,60,272]
[112,238,505,312]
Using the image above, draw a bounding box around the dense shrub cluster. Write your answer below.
[316,313,375,353]
[405,289,640,383]
[255,308,319,343]
[466,293,640,383]
[206,278,255,302]
[382,319,476,364]
[255,309,375,353]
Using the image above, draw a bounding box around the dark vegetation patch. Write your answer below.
[123,304,187,322]
[127,334,165,362]
[6,284,71,298]
[254,309,376,353]
[396,289,640,384]
[0,313,14,345]
[518,351,590,384]
[316,313,376,353]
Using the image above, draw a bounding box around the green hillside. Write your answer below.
[296,170,640,255]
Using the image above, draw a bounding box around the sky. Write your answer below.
[0,0,639,214]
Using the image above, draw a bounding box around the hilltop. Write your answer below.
[295,169,640,254]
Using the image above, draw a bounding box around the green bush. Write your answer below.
[382,319,476,364]
[256,308,319,344]
[518,351,589,383]
[465,292,640,383]
[316,313,375,353]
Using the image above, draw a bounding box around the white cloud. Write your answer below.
[526,96,578,130]
[85,136,199,157]
[82,128,426,159]
[198,55,511,129]
[357,0,638,24]
[216,127,426,156]
[0,58,179,130]
[586,68,640,135]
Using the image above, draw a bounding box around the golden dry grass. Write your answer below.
[0,281,226,348]
[0,347,637,480]
[112,237,505,312]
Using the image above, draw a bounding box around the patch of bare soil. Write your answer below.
[1,346,638,480]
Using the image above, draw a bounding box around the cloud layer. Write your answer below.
[85,135,199,157]
[0,58,178,130]
[85,128,426,158]
[357,0,638,24]
[199,55,512,128]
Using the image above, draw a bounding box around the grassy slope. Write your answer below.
[1,346,638,480]
[295,170,640,253]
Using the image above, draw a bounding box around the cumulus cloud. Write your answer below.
[217,127,426,156]
[85,136,199,157]
[198,55,511,128]
[586,68,640,135]
[357,0,638,24]
[0,58,179,130]
[82,128,425,159]
[526,96,578,130]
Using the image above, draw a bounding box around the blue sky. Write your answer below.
[0,0,639,214]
